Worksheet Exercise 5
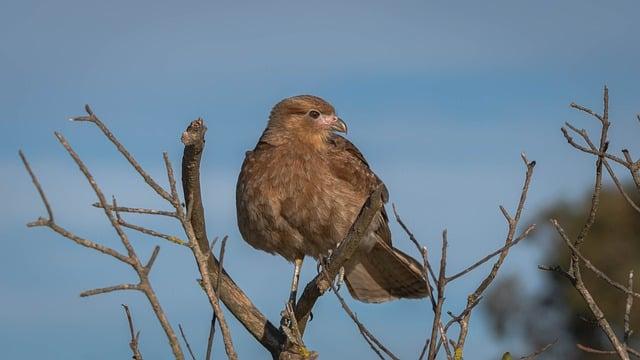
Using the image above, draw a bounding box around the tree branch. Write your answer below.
[178,324,197,360]
[519,339,557,360]
[122,304,143,360]
[329,278,398,360]
[71,105,174,203]
[293,184,386,335]
[454,155,536,356]
[427,230,454,360]
[93,203,178,218]
[179,118,266,358]
[21,135,184,359]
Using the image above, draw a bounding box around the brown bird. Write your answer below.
[236,95,428,303]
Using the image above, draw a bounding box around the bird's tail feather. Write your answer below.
[344,242,429,303]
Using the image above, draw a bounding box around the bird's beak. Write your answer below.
[331,117,348,134]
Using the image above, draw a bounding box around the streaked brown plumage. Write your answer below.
[236,95,428,303]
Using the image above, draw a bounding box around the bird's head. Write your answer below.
[263,95,347,147]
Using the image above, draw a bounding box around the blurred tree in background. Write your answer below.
[486,184,640,359]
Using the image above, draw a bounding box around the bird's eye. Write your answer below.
[308,110,320,119]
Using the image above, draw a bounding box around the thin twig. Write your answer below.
[454,156,536,356]
[122,304,143,360]
[519,339,557,360]
[391,204,437,316]
[562,122,640,213]
[557,90,636,358]
[22,135,184,359]
[570,88,608,252]
[329,277,398,360]
[391,203,437,284]
[205,315,215,360]
[71,105,174,202]
[118,218,187,246]
[447,224,535,283]
[625,271,635,348]
[164,152,181,209]
[19,150,54,222]
[427,230,453,360]
[178,324,197,360]
[551,219,640,299]
[561,127,626,167]
[577,343,640,358]
[93,203,178,218]
[32,220,132,264]
[206,235,228,360]
[145,246,160,272]
[80,283,140,297]
[54,132,185,359]
[571,102,604,122]
[555,90,631,358]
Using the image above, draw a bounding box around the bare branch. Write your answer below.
[427,230,454,360]
[179,119,240,360]
[178,324,197,360]
[568,87,609,254]
[164,152,182,209]
[46,221,133,264]
[38,132,185,359]
[279,304,318,360]
[538,264,574,282]
[550,222,630,359]
[205,236,230,358]
[206,235,228,360]
[562,124,628,167]
[93,203,178,218]
[519,339,557,360]
[19,150,54,222]
[577,343,640,358]
[570,101,604,122]
[561,121,640,213]
[145,246,160,271]
[205,316,215,360]
[118,218,187,246]
[602,159,640,213]
[19,150,192,359]
[294,184,386,334]
[391,204,437,317]
[329,278,397,360]
[447,224,535,283]
[454,157,536,355]
[625,271,635,348]
[551,219,640,299]
[391,203,437,285]
[80,284,140,297]
[71,105,173,202]
[55,132,140,261]
[122,304,143,360]
[216,236,228,292]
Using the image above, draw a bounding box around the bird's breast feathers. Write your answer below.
[236,143,366,259]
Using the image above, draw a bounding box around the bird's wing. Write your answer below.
[327,134,388,200]
[327,134,392,245]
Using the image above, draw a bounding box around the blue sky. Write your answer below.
[1,0,639,358]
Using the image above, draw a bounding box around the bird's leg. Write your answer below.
[288,257,304,306]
